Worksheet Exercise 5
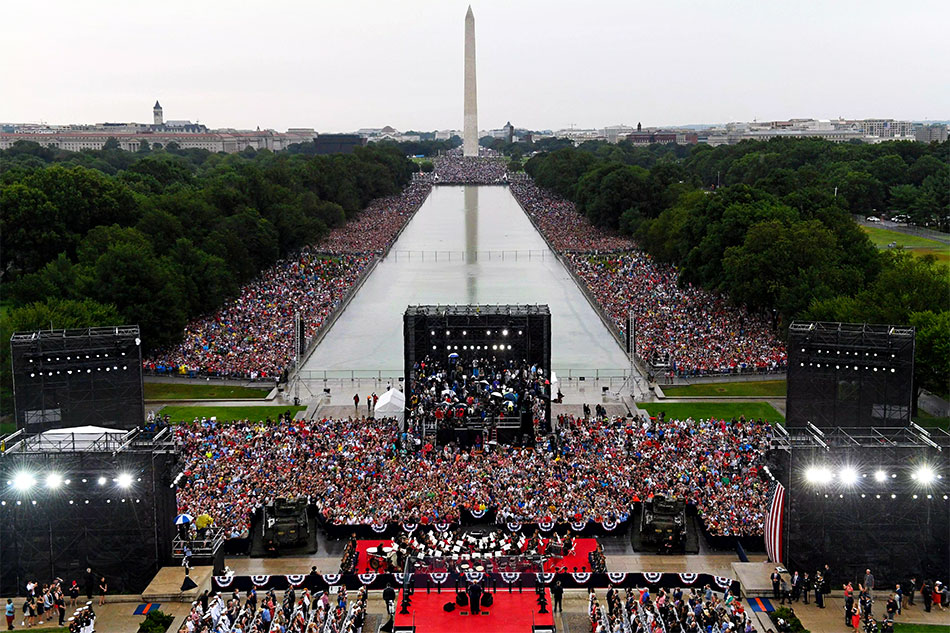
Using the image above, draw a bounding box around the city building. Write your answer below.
[0,101,315,153]
[915,124,949,143]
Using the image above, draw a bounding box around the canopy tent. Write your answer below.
[373,389,405,424]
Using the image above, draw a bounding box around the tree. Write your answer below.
[103,137,120,150]
[837,171,885,215]
[138,139,151,152]
[909,310,950,403]
[0,183,67,274]
[722,219,839,318]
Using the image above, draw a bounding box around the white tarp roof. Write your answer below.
[31,425,127,450]
[373,389,405,422]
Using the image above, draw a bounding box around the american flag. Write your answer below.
[764,479,786,564]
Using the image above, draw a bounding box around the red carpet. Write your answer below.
[394,588,555,633]
[355,539,394,573]
[542,537,598,572]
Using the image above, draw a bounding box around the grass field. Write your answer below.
[894,624,950,633]
[144,382,270,401]
[0,421,15,435]
[661,380,787,397]
[862,226,950,262]
[637,401,785,423]
[915,411,950,431]
[157,405,305,423]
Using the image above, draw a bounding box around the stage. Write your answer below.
[355,537,599,574]
[543,537,598,572]
[394,588,555,633]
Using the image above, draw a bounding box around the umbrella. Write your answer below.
[442,389,456,396]
[504,392,518,401]
[448,352,459,358]
[491,391,503,398]
[174,514,193,525]
[479,380,489,385]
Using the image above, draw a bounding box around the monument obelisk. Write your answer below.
[463,6,478,157]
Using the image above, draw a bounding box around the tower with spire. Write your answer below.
[153,100,163,126]
[463,6,478,157]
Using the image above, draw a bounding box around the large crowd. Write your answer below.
[589,584,757,633]
[144,182,431,380]
[174,411,772,539]
[431,154,508,184]
[509,178,787,376]
[177,585,366,633]
[568,253,786,375]
[407,355,549,432]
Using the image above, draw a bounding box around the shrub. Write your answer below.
[138,610,175,633]
[770,606,811,633]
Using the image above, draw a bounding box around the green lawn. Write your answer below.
[157,405,305,423]
[894,624,950,633]
[915,411,950,431]
[144,382,270,401]
[862,226,950,262]
[662,380,787,398]
[637,401,785,423]
[0,421,15,435]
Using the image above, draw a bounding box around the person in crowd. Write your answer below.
[551,580,564,613]
[922,580,932,612]
[864,568,876,602]
[97,577,107,606]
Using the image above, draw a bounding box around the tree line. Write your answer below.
[0,141,415,412]
[524,138,949,400]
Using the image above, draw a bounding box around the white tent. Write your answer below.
[373,389,405,424]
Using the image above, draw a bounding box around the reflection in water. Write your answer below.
[464,185,478,304]
[302,186,629,371]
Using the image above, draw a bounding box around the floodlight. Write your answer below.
[874,470,887,483]
[116,473,134,488]
[46,473,64,489]
[13,472,36,491]
[502,329,508,336]
[839,467,858,486]
[97,476,107,486]
[915,466,936,485]
[805,466,832,485]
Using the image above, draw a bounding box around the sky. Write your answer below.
[2,0,948,132]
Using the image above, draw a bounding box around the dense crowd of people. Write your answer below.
[177,585,365,633]
[174,411,772,539]
[589,584,756,633]
[567,253,786,375]
[431,154,508,184]
[509,177,632,252]
[144,182,431,379]
[509,177,787,375]
[407,355,549,433]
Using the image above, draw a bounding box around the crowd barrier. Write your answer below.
[212,571,741,595]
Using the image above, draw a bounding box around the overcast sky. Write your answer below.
[2,0,948,132]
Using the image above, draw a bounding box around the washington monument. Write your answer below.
[463,5,478,157]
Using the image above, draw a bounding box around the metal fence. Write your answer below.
[294,368,633,383]
[384,249,551,263]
